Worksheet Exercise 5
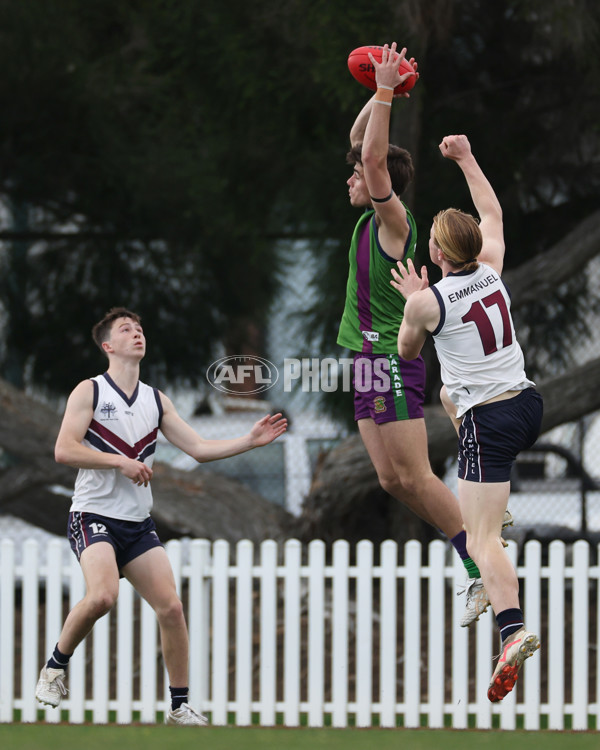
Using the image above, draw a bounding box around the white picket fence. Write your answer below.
[0,537,598,730]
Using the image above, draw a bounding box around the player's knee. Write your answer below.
[378,474,401,498]
[87,590,118,618]
[379,471,424,500]
[392,468,427,498]
[156,596,185,625]
[398,474,424,497]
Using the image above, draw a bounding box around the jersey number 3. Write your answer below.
[461,290,512,355]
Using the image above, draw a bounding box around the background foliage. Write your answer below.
[0,0,599,402]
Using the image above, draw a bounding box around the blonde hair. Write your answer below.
[432,208,481,270]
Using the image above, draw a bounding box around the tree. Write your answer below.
[1,1,598,397]
[1,206,599,544]
[0,375,295,543]
[297,209,600,542]
[1,1,600,544]
[305,0,600,411]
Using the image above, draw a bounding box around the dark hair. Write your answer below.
[92,307,141,353]
[346,143,414,197]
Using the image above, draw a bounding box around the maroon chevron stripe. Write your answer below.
[88,420,158,460]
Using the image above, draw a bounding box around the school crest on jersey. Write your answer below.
[100,401,118,420]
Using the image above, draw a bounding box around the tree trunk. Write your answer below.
[0,377,294,543]
[296,357,600,545]
[295,210,600,544]
[1,210,599,543]
[503,210,600,307]
[2,358,600,545]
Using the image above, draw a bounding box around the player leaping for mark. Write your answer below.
[391,134,543,702]
[337,41,495,627]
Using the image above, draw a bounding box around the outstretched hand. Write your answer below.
[368,42,418,98]
[390,258,429,298]
[250,413,288,447]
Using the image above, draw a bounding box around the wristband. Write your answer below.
[374,87,394,105]
[371,190,394,203]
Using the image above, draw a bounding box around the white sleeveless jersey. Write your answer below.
[70,373,163,521]
[431,263,534,418]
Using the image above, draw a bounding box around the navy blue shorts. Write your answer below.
[67,511,164,572]
[353,353,425,424]
[458,388,543,483]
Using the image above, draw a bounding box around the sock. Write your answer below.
[47,643,72,671]
[169,686,189,711]
[450,529,481,578]
[496,608,524,643]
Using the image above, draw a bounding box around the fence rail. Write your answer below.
[0,537,598,730]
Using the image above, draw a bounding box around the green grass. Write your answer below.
[1,724,599,750]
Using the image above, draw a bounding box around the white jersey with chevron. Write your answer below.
[431,263,534,418]
[70,373,163,521]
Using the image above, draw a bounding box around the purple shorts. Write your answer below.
[458,388,543,483]
[353,352,426,424]
[67,511,163,572]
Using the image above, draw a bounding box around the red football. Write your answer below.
[347,45,417,95]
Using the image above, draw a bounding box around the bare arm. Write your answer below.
[349,50,417,147]
[349,94,376,148]
[397,291,441,360]
[158,392,287,463]
[54,380,153,486]
[390,258,439,360]
[439,135,505,274]
[360,44,418,260]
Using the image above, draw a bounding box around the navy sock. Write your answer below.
[495,608,524,643]
[450,529,481,578]
[169,686,189,711]
[47,643,72,671]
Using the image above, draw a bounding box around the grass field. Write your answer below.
[1,724,598,750]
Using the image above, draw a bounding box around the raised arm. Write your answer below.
[360,43,417,260]
[158,392,287,463]
[349,94,376,148]
[349,46,417,148]
[439,135,505,274]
